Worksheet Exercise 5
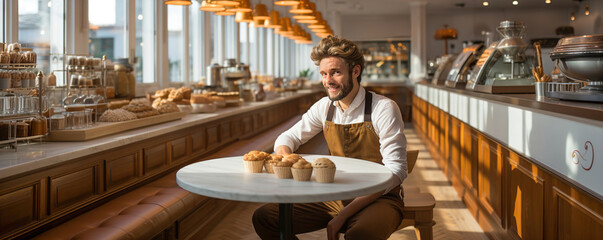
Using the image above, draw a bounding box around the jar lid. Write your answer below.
[550,34,603,59]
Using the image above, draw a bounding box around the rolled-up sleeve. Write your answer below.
[274,98,328,152]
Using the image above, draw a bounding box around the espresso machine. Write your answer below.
[548,34,603,103]
[466,21,535,93]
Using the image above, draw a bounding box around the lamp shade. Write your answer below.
[165,0,192,5]
[274,0,300,6]
[277,17,293,36]
[215,9,236,15]
[290,0,313,14]
[297,11,319,23]
[434,25,458,39]
[214,0,240,7]
[308,19,326,29]
[200,1,226,11]
[235,11,254,22]
[252,4,270,20]
[230,0,252,12]
[264,10,281,28]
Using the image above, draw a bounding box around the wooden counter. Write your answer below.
[0,90,324,239]
[413,83,602,240]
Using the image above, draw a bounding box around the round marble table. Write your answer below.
[176,154,394,240]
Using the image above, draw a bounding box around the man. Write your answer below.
[253,35,408,240]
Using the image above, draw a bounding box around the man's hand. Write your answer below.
[275,145,292,155]
[327,214,346,240]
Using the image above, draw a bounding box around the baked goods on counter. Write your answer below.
[155,101,179,114]
[99,109,137,122]
[108,100,130,109]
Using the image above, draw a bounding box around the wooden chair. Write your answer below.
[399,150,436,240]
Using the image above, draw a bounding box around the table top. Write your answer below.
[176,155,394,203]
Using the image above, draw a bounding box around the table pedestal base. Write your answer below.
[279,203,293,240]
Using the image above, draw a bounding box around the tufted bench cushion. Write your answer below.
[33,172,207,240]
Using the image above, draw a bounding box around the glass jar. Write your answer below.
[50,107,66,131]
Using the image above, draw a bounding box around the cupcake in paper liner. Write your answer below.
[291,159,313,181]
[283,153,303,164]
[312,158,336,183]
[273,161,293,179]
[265,154,283,174]
[243,150,270,173]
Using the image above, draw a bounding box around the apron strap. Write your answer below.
[326,101,336,122]
[364,90,372,122]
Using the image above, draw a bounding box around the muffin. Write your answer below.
[243,150,270,173]
[312,158,336,183]
[273,161,293,179]
[283,154,303,164]
[291,159,313,181]
[265,154,283,174]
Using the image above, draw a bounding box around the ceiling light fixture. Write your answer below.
[571,11,575,21]
[200,1,226,11]
[274,0,301,6]
[229,0,252,12]
[165,0,192,5]
[213,0,240,6]
[512,0,518,5]
[483,1,489,6]
[253,3,271,20]
[290,0,312,14]
[545,0,551,3]
[585,4,590,16]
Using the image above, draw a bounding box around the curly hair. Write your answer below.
[310,35,365,83]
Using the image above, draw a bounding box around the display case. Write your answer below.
[357,40,411,81]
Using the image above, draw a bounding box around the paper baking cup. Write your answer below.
[264,162,275,174]
[273,166,293,179]
[292,168,313,181]
[314,168,336,183]
[244,160,265,173]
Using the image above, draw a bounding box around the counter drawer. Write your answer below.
[0,183,39,236]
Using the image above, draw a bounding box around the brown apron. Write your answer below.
[324,90,383,164]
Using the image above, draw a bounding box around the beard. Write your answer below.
[324,73,354,101]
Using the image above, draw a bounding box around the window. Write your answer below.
[18,0,64,77]
[135,0,155,83]
[239,22,249,65]
[224,16,237,60]
[88,0,127,60]
[189,0,206,84]
[167,5,184,82]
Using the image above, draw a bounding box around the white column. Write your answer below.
[409,0,427,84]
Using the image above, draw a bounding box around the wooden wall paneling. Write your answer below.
[551,186,603,240]
[0,182,39,237]
[191,127,206,154]
[170,136,188,165]
[105,153,139,191]
[506,152,544,240]
[241,115,253,137]
[49,165,99,214]
[478,135,503,225]
[143,143,168,175]
[206,123,220,151]
[220,120,233,143]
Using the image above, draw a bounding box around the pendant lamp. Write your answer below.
[277,17,293,36]
[293,2,315,20]
[253,4,271,20]
[215,9,236,15]
[434,25,457,55]
[200,1,226,11]
[264,10,281,28]
[235,11,254,22]
[213,0,240,6]
[274,0,301,6]
[297,11,319,23]
[230,0,252,12]
[290,0,312,14]
[165,0,192,5]
[308,19,326,29]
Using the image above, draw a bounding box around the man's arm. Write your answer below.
[273,98,327,153]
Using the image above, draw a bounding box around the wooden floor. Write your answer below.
[203,127,490,240]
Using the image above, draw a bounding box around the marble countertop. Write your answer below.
[176,155,394,203]
[0,90,318,179]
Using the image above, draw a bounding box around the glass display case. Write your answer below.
[357,40,411,81]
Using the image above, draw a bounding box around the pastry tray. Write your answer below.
[46,111,186,141]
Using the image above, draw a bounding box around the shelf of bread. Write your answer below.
[46,110,186,141]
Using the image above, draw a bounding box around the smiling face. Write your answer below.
[320,57,360,103]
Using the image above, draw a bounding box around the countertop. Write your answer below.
[0,90,318,180]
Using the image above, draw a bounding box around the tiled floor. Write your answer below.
[203,127,490,240]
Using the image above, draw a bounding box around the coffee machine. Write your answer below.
[466,21,535,93]
[445,44,484,89]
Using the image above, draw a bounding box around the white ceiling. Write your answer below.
[312,0,586,16]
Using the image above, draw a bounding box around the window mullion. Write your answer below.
[182,7,189,84]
